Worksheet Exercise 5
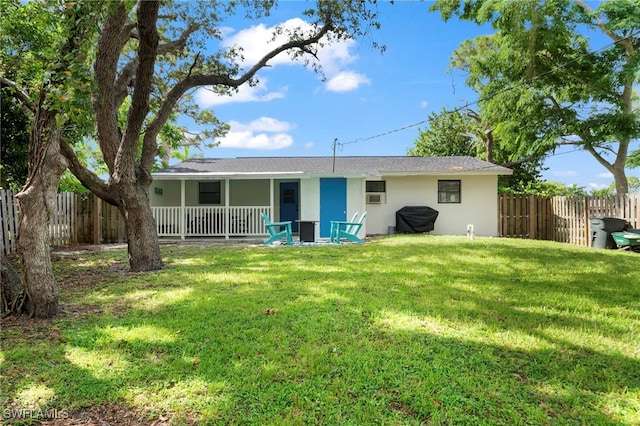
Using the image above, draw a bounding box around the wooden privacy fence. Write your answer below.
[1,190,126,255]
[499,194,640,246]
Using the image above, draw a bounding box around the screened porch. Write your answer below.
[150,177,300,240]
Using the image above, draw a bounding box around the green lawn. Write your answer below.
[2,236,639,425]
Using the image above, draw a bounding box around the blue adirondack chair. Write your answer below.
[331,212,367,244]
[330,212,358,242]
[260,213,293,245]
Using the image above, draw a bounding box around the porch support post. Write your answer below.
[270,178,275,219]
[225,179,230,240]
[180,179,185,240]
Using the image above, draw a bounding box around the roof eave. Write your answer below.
[152,171,306,180]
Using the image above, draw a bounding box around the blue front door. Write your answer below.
[320,178,346,238]
[279,182,299,232]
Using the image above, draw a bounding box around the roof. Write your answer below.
[152,156,512,179]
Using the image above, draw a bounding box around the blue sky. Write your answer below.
[187,1,639,192]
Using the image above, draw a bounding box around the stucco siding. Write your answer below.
[365,175,499,236]
[150,180,181,206]
[346,178,366,236]
[229,180,269,206]
[299,178,319,221]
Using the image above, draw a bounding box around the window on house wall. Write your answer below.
[199,181,221,204]
[366,180,386,192]
[438,180,461,203]
[366,180,386,204]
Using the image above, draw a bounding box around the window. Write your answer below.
[438,180,461,203]
[366,180,386,204]
[199,181,221,204]
[366,180,386,193]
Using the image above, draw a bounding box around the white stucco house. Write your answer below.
[150,156,512,241]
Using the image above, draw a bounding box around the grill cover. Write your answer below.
[395,206,439,234]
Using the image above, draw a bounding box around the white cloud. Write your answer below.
[222,19,368,94]
[304,141,314,149]
[588,182,608,190]
[196,18,370,108]
[196,79,286,107]
[223,18,357,72]
[216,117,294,150]
[597,172,614,179]
[420,101,429,109]
[553,170,577,178]
[325,71,371,92]
[314,36,358,75]
[232,116,292,133]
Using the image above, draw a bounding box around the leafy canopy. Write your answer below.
[432,0,640,194]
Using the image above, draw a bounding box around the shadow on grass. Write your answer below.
[2,236,639,424]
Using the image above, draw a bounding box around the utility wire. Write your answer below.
[335,30,640,149]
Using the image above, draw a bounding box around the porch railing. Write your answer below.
[152,206,271,238]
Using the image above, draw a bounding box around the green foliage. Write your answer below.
[629,149,640,168]
[626,175,639,193]
[3,237,639,424]
[0,86,30,190]
[1,0,106,175]
[432,0,640,194]
[408,108,482,157]
[58,170,89,193]
[590,176,640,196]
[501,181,588,196]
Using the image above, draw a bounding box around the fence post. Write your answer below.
[583,196,590,247]
[528,195,536,240]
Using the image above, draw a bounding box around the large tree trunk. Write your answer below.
[15,107,66,318]
[121,183,162,272]
[612,166,629,196]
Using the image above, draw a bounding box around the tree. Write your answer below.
[433,0,640,194]
[408,107,483,158]
[1,0,383,317]
[1,0,102,318]
[408,106,545,192]
[61,0,384,272]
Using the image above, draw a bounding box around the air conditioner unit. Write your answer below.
[366,193,385,204]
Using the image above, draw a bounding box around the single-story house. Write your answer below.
[150,156,512,241]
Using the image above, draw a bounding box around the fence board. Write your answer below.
[101,200,126,243]
[1,189,18,255]
[51,192,75,245]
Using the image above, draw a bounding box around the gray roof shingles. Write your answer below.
[153,156,512,176]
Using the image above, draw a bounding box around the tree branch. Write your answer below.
[59,138,119,206]
[158,23,199,55]
[113,60,138,109]
[0,76,35,114]
[575,0,634,52]
[113,22,199,108]
[93,2,129,173]
[115,0,159,186]
[140,21,334,174]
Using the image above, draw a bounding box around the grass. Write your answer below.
[1,235,639,425]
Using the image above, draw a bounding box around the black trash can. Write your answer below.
[297,220,317,242]
[590,217,628,249]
